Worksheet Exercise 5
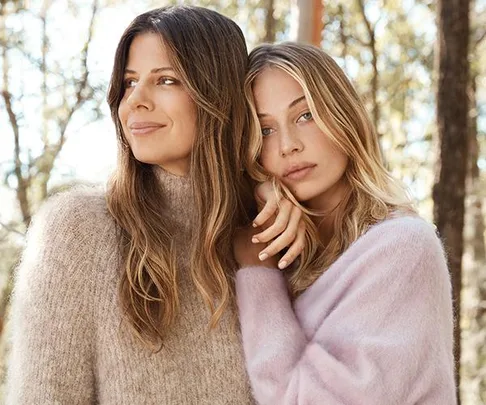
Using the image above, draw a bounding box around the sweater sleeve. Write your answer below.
[6,190,103,404]
[236,217,456,405]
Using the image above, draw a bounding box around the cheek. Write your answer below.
[259,141,278,175]
[116,102,132,143]
[181,102,198,141]
[118,102,128,124]
[170,94,197,126]
[340,154,350,174]
[186,101,198,126]
[174,98,197,149]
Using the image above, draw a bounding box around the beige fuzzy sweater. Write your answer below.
[6,169,255,405]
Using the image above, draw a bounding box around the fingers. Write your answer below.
[252,198,279,228]
[253,182,279,228]
[276,221,306,269]
[254,181,275,206]
[256,204,303,266]
[252,199,293,242]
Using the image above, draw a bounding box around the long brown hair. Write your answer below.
[245,43,415,296]
[106,6,253,348]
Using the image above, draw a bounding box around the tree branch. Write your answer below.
[355,0,380,132]
[475,29,486,47]
[356,0,375,43]
[0,221,25,238]
[54,0,99,156]
[1,8,31,226]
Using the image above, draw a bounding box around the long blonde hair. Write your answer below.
[106,6,253,348]
[245,43,415,296]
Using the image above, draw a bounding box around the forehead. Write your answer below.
[125,32,171,69]
[252,67,305,112]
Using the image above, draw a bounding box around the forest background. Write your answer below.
[0,0,484,404]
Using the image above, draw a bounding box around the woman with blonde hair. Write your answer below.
[6,7,303,404]
[234,42,456,404]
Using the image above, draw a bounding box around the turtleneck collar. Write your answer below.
[153,165,194,234]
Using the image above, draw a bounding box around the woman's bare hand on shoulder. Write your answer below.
[234,182,306,270]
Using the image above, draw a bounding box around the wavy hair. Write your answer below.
[106,6,253,348]
[245,43,416,296]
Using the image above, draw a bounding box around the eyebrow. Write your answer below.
[124,67,175,75]
[257,95,307,118]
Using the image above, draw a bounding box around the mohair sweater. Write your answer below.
[7,169,254,405]
[236,216,456,405]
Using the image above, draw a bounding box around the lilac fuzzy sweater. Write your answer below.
[236,216,456,405]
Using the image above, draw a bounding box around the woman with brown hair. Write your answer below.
[6,7,302,404]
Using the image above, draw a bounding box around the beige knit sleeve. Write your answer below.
[5,189,106,404]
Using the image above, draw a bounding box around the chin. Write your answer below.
[288,187,319,204]
[131,151,165,165]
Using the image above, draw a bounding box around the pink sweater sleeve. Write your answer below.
[236,217,456,405]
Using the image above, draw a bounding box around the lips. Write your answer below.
[283,163,316,179]
[128,121,165,136]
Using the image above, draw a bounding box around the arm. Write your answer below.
[6,192,98,404]
[236,217,456,405]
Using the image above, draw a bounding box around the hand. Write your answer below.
[233,226,279,269]
[251,182,305,269]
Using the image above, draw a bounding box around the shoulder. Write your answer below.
[352,216,443,254]
[341,215,449,286]
[38,185,110,227]
[19,186,116,282]
[29,185,114,244]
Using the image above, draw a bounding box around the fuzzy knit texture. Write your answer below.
[236,215,456,405]
[6,168,255,405]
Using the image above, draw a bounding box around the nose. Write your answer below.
[126,83,154,111]
[280,127,303,157]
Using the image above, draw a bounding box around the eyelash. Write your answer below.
[260,111,313,137]
[123,78,136,88]
[158,77,177,85]
[123,77,178,88]
[297,111,313,122]
[261,127,274,137]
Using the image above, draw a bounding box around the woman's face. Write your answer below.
[252,67,349,212]
[118,33,197,176]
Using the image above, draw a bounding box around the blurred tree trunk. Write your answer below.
[466,22,486,402]
[356,0,380,134]
[296,0,323,45]
[337,5,349,69]
[433,0,470,402]
[468,71,485,306]
[263,0,276,42]
[468,69,486,405]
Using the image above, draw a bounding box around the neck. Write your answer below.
[311,212,335,246]
[306,180,350,246]
[306,178,348,213]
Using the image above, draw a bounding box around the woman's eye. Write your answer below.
[297,111,313,122]
[158,77,176,85]
[124,78,137,88]
[261,127,274,137]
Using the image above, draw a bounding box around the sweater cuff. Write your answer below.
[235,266,290,312]
[236,266,285,286]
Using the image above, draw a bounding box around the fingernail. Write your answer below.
[252,237,259,244]
[259,253,268,261]
[252,222,258,228]
[278,261,287,269]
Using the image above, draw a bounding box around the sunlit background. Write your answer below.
[1,0,485,403]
